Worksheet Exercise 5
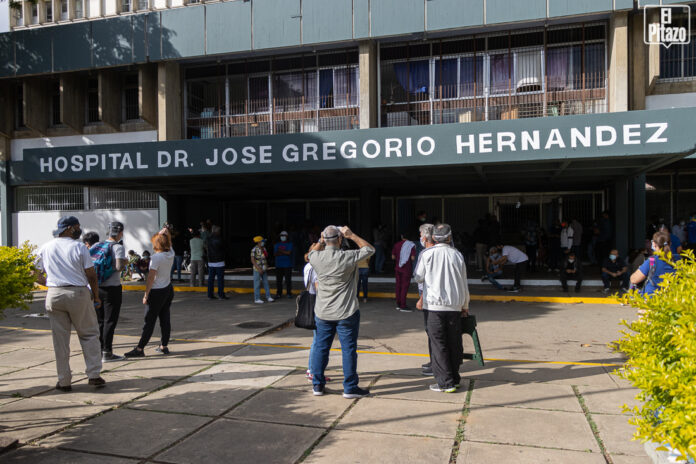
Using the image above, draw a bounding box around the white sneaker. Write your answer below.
[254,299,264,304]
[267,297,275,302]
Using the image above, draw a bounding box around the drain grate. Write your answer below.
[237,321,274,329]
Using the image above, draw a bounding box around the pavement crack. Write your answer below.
[572,385,614,464]
[449,379,475,464]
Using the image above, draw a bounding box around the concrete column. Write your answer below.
[158,195,168,226]
[608,12,629,113]
[157,62,182,141]
[0,137,12,247]
[358,41,378,129]
[99,70,121,131]
[61,74,85,133]
[24,79,48,136]
[613,178,630,257]
[358,187,380,240]
[632,174,646,249]
[0,82,13,137]
[140,64,157,126]
[630,10,661,110]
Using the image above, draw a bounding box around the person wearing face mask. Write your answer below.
[671,219,686,245]
[631,232,679,296]
[274,231,294,299]
[559,251,583,293]
[483,246,505,290]
[33,216,106,392]
[601,249,629,293]
[392,232,416,312]
[251,236,274,304]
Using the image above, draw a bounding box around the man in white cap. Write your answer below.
[414,223,469,393]
[34,216,106,391]
[274,230,294,298]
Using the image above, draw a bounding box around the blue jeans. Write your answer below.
[207,266,225,297]
[170,255,183,281]
[485,270,504,290]
[253,270,271,300]
[311,310,360,392]
[308,329,317,373]
[358,268,369,299]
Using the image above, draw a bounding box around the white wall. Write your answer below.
[646,92,696,110]
[14,209,159,254]
[11,131,157,161]
[0,0,10,33]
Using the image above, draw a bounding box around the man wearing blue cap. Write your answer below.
[34,216,106,392]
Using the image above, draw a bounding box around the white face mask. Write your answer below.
[420,237,426,247]
[280,236,287,242]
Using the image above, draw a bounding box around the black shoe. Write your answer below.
[55,382,72,392]
[124,348,145,358]
[507,287,521,293]
[155,346,170,355]
[102,352,125,362]
[421,367,433,376]
[219,295,229,300]
[208,295,218,300]
[343,387,370,399]
[275,294,282,299]
[421,362,431,369]
[88,377,106,388]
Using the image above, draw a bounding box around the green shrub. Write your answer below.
[0,242,37,319]
[613,249,696,461]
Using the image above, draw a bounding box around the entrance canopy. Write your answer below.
[10,108,696,196]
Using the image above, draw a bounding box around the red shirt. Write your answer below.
[392,240,416,271]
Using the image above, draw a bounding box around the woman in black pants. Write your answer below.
[125,227,175,357]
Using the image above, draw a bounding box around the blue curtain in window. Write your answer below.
[434,59,458,99]
[319,69,333,108]
[393,60,429,96]
[461,56,483,96]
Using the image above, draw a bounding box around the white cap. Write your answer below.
[280,230,288,236]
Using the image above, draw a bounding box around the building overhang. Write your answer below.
[10,108,696,195]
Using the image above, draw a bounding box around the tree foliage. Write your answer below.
[614,250,696,461]
[0,242,36,319]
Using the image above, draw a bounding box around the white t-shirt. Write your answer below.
[149,248,176,289]
[303,263,317,295]
[101,241,126,287]
[502,246,528,264]
[36,238,94,287]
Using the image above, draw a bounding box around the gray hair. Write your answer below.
[211,225,222,235]
[322,225,341,244]
[432,223,452,243]
[419,223,434,241]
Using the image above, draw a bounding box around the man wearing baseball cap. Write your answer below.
[251,235,274,304]
[34,216,106,391]
[97,221,128,362]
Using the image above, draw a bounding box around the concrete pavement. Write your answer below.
[0,291,649,463]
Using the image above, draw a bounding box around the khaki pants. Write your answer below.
[45,287,102,386]
[190,259,205,287]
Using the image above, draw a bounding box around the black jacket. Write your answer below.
[206,235,225,263]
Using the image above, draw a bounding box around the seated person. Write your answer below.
[601,249,629,293]
[560,251,583,293]
[482,247,504,290]
[136,250,151,281]
[630,232,679,297]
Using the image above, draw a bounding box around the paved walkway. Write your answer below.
[0,292,649,463]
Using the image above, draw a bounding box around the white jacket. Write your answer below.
[560,226,574,249]
[413,243,470,312]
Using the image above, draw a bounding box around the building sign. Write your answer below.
[644,4,691,48]
[12,109,696,184]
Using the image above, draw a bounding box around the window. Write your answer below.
[15,186,84,212]
[274,71,317,111]
[45,1,52,21]
[248,75,269,114]
[50,81,61,126]
[86,78,100,123]
[319,67,358,108]
[15,84,25,129]
[660,40,696,80]
[74,0,84,18]
[89,188,158,209]
[122,73,139,121]
[31,3,38,24]
[137,0,148,10]
[60,0,69,20]
[122,0,131,12]
[15,4,24,27]
[381,23,607,127]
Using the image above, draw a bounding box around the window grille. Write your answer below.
[123,74,139,121]
[60,0,68,20]
[658,14,695,81]
[74,0,83,18]
[15,186,84,212]
[381,23,607,127]
[86,78,100,123]
[122,0,132,13]
[45,1,52,21]
[185,50,359,139]
[137,0,149,10]
[89,188,158,210]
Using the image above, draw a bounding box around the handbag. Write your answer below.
[295,271,317,330]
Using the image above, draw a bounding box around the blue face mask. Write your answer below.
[609,254,617,261]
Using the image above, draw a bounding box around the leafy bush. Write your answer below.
[0,242,37,319]
[613,250,696,461]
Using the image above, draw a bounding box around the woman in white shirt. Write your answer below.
[125,227,175,357]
